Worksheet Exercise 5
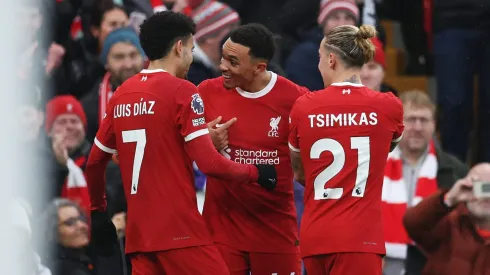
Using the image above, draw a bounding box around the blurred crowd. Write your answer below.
[14,0,490,275]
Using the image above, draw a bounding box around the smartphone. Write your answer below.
[473,181,490,198]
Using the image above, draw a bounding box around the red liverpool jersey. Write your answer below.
[288,82,404,257]
[199,72,308,253]
[94,69,213,253]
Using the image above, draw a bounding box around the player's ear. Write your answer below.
[328,53,336,69]
[175,40,184,57]
[254,61,267,75]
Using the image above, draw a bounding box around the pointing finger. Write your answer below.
[219,117,237,130]
[207,116,222,128]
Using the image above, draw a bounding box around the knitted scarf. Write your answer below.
[382,140,438,259]
[62,156,91,213]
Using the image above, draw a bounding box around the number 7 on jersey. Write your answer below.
[122,129,147,194]
[310,136,370,200]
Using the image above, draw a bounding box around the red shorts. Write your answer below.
[131,245,228,275]
[304,253,382,275]
[215,243,301,275]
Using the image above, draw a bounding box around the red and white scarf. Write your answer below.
[98,72,114,123]
[382,140,439,259]
[62,157,91,214]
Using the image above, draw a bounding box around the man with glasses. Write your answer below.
[381,90,468,275]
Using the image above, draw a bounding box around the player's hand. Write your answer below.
[255,164,277,191]
[444,177,478,207]
[207,116,237,151]
[112,212,126,239]
[91,210,119,257]
[52,130,68,166]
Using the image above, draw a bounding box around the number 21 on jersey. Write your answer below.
[310,137,370,200]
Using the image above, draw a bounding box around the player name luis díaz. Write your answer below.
[113,98,156,118]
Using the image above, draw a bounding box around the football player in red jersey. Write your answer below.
[198,23,309,275]
[288,25,405,275]
[84,11,277,275]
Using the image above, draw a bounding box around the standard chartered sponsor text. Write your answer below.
[232,149,280,165]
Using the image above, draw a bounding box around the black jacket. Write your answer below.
[47,247,93,275]
[45,245,125,275]
[404,144,468,275]
[433,0,490,32]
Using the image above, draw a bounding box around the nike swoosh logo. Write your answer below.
[269,179,276,183]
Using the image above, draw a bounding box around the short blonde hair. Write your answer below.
[399,90,436,116]
[323,24,376,68]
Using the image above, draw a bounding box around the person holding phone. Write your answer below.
[403,163,490,275]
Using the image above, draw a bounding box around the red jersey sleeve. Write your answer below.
[297,85,310,96]
[175,81,209,142]
[288,99,301,153]
[87,98,117,211]
[388,93,405,142]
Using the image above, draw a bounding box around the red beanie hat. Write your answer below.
[371,37,386,69]
[318,0,359,26]
[45,95,87,133]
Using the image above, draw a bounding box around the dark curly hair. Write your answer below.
[139,11,196,61]
[228,23,276,62]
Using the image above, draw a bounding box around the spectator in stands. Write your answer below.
[38,198,91,275]
[82,27,145,143]
[45,95,92,212]
[46,95,125,220]
[360,37,398,95]
[433,1,490,163]
[55,0,129,98]
[382,91,467,275]
[37,198,124,275]
[285,0,359,91]
[90,1,130,55]
[187,0,240,85]
[403,163,490,275]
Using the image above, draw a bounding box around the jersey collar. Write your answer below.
[331,82,364,87]
[236,71,277,99]
[140,69,167,74]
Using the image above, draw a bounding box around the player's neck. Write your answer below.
[240,71,271,93]
[330,70,362,86]
[147,59,178,77]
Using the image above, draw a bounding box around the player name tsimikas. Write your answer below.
[114,99,155,118]
[308,112,378,128]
